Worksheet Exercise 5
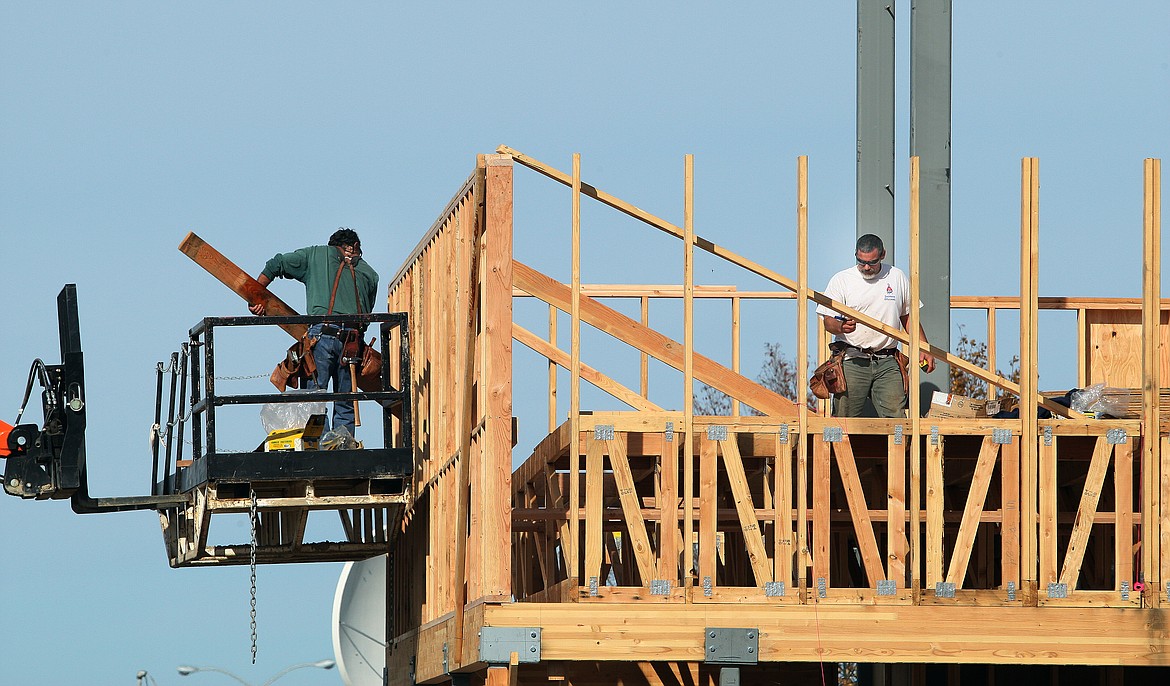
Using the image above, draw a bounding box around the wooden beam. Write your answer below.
[1059,436,1112,588]
[926,435,944,586]
[887,434,907,585]
[606,436,657,585]
[813,435,831,588]
[657,425,679,584]
[177,232,306,339]
[832,437,885,586]
[946,437,999,588]
[585,436,604,587]
[569,152,582,585]
[1142,157,1163,602]
[698,434,718,590]
[481,154,514,598]
[513,260,797,416]
[719,437,772,584]
[513,322,662,412]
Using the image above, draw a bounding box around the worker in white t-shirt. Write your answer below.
[815,234,935,417]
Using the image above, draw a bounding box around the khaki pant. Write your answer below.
[832,355,907,418]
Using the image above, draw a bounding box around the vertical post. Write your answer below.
[987,307,998,395]
[683,154,696,595]
[482,154,514,598]
[569,153,582,584]
[548,305,557,433]
[796,156,810,600]
[909,157,926,590]
[1142,158,1163,602]
[640,296,650,399]
[1019,157,1040,601]
[732,296,741,417]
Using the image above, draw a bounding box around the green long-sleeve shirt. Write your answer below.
[262,245,380,316]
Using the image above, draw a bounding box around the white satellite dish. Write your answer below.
[332,554,387,686]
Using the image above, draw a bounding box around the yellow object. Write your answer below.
[265,414,327,452]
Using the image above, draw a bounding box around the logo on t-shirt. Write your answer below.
[885,284,895,301]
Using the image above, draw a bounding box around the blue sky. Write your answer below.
[1,3,1166,685]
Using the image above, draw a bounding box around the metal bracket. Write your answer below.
[589,576,598,596]
[665,421,674,442]
[764,581,785,597]
[1043,426,1053,446]
[816,577,827,598]
[707,425,728,441]
[893,425,903,445]
[1121,580,1131,601]
[779,424,789,444]
[703,576,713,597]
[442,642,449,673]
[930,425,940,445]
[1007,581,1017,602]
[594,425,614,441]
[479,627,541,664]
[992,428,1013,445]
[876,579,897,596]
[650,579,672,596]
[823,426,843,443]
[1106,428,1128,445]
[935,582,956,598]
[1047,582,1068,599]
[704,628,759,665]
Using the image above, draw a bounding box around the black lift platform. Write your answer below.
[2,286,414,568]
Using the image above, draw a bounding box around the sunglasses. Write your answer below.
[856,256,882,267]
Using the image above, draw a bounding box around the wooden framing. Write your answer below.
[386,151,1168,684]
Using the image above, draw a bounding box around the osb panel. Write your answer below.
[1085,308,1170,388]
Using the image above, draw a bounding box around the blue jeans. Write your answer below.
[307,324,356,437]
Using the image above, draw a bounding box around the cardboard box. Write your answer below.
[265,414,326,452]
[927,392,1008,419]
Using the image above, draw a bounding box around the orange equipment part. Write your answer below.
[0,419,12,457]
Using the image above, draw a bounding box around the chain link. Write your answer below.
[249,488,259,664]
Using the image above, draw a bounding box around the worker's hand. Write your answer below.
[919,351,935,374]
[840,317,857,334]
[249,301,266,316]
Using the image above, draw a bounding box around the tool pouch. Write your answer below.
[270,333,318,392]
[895,350,911,394]
[355,338,383,392]
[810,343,848,400]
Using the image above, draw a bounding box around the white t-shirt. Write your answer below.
[816,264,914,355]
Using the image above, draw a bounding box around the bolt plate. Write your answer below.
[704,627,759,664]
[480,627,541,664]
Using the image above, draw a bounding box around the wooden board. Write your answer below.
[178,231,306,339]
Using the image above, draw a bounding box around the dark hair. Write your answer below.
[856,233,885,254]
[329,227,361,248]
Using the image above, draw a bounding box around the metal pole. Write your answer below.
[857,0,896,251]
[911,0,953,402]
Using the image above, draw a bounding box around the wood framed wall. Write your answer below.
[385,150,1166,684]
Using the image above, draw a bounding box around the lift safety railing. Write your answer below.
[154,312,412,497]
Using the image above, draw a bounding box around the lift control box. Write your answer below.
[265,414,326,452]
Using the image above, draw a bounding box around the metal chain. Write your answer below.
[249,488,259,664]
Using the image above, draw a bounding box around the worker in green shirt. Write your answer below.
[250,228,379,437]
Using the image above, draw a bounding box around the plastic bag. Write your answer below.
[260,389,328,434]
[1070,383,1105,413]
[320,426,361,451]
